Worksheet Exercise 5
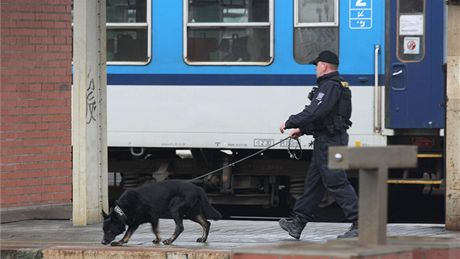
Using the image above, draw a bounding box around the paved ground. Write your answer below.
[1,219,459,251]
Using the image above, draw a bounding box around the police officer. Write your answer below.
[279,50,358,239]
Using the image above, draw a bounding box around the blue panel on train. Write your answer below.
[107,0,386,78]
[387,0,445,129]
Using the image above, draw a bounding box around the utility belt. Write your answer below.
[312,127,345,138]
[305,116,352,137]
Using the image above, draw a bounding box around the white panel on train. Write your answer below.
[107,85,385,149]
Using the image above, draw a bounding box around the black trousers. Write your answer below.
[293,131,358,223]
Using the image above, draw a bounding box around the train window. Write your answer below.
[397,0,425,62]
[294,0,339,64]
[106,0,151,64]
[185,0,273,65]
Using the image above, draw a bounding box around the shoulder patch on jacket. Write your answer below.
[340,81,349,88]
[316,92,325,101]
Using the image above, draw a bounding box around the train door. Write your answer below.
[387,0,445,129]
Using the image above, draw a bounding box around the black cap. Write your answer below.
[309,50,339,65]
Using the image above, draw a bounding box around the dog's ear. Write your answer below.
[112,200,120,211]
[102,210,109,219]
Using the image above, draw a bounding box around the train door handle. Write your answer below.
[392,70,403,76]
[391,64,406,91]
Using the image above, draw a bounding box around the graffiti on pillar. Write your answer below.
[86,78,97,124]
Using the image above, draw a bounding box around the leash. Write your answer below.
[188,136,302,183]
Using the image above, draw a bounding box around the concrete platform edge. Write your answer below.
[43,246,231,259]
[231,237,460,259]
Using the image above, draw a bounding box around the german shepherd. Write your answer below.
[101,180,222,245]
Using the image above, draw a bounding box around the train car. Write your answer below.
[105,0,445,211]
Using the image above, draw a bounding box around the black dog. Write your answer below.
[101,180,222,245]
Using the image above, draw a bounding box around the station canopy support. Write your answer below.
[72,0,108,226]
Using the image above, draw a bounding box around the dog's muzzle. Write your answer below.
[101,239,111,245]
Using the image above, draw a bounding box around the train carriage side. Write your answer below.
[105,0,444,209]
[385,0,445,188]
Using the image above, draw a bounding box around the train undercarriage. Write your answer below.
[108,147,309,208]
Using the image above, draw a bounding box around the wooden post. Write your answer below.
[446,2,460,230]
[72,0,108,225]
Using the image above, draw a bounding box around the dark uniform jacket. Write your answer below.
[284,71,351,135]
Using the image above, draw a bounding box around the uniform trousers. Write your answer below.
[294,131,358,223]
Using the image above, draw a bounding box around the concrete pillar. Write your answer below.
[328,146,417,245]
[72,0,108,226]
[446,3,460,230]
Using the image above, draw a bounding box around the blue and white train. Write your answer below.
[105,0,446,208]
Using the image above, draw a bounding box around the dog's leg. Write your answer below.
[189,213,211,242]
[150,218,161,244]
[163,201,185,245]
[163,217,184,245]
[111,225,138,246]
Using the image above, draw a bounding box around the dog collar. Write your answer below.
[114,205,127,221]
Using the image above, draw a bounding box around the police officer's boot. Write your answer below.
[279,216,306,240]
[337,220,358,238]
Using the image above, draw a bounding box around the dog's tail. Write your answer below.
[198,189,222,220]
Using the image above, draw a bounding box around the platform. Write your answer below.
[1,219,459,258]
